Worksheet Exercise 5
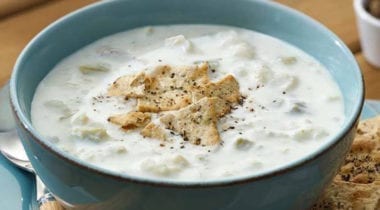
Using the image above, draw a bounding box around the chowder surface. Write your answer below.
[31,25,344,181]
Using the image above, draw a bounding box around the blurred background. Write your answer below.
[0,0,379,99]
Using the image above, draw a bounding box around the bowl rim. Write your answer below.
[10,0,365,188]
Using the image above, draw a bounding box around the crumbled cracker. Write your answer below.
[150,63,209,88]
[107,63,242,145]
[140,122,167,141]
[137,90,192,112]
[160,97,220,145]
[193,74,240,104]
[108,111,151,130]
[212,97,232,117]
[192,94,230,117]
[191,74,240,117]
[108,73,149,97]
[136,64,209,112]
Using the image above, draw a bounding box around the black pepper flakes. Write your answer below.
[341,174,350,181]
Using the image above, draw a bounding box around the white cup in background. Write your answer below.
[354,0,380,68]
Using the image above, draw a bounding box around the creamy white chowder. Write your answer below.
[31,25,344,181]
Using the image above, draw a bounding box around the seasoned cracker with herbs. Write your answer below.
[107,63,241,146]
[313,116,380,210]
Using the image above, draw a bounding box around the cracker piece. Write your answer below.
[140,122,167,141]
[214,97,231,118]
[313,116,380,209]
[312,181,380,210]
[336,139,379,184]
[136,64,210,112]
[150,63,209,89]
[160,97,220,145]
[356,116,380,140]
[194,74,240,104]
[108,73,148,97]
[137,90,192,112]
[191,92,230,117]
[211,96,231,118]
[335,116,380,184]
[108,111,151,130]
[191,74,240,117]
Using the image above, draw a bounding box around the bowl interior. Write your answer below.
[11,0,363,183]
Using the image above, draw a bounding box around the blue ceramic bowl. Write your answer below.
[10,0,364,209]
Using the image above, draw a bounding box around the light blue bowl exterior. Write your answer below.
[10,0,364,209]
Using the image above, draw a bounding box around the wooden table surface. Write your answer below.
[0,0,379,99]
